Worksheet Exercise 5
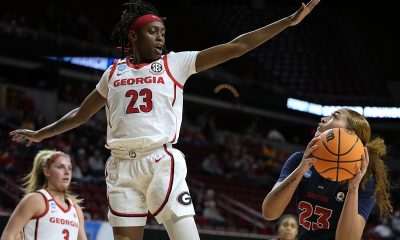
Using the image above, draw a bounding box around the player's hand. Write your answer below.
[9,129,43,147]
[298,135,320,173]
[348,147,369,191]
[288,0,320,27]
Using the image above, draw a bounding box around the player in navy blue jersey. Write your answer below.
[262,108,393,240]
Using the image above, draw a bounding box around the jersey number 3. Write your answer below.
[62,229,69,240]
[125,88,153,114]
[298,201,332,230]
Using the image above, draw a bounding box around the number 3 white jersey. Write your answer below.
[23,189,80,240]
[96,51,198,150]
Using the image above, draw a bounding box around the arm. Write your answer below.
[75,204,88,240]
[10,89,105,146]
[262,135,320,220]
[336,148,370,240]
[195,0,319,72]
[1,193,45,240]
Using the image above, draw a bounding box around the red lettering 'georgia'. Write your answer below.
[114,76,165,87]
[49,217,79,228]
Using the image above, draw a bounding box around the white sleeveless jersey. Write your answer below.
[23,189,80,240]
[96,51,198,150]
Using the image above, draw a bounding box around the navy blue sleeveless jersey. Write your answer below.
[278,152,375,240]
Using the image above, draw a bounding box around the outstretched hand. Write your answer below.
[288,0,320,26]
[9,129,42,147]
[348,147,370,190]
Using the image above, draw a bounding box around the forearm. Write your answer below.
[37,108,87,140]
[230,17,291,56]
[262,167,304,220]
[336,188,364,240]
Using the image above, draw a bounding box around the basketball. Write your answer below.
[312,128,364,182]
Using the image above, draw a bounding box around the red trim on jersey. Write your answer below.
[31,191,49,219]
[172,84,177,107]
[163,55,183,90]
[108,60,118,82]
[45,190,72,213]
[72,204,81,225]
[34,219,39,240]
[106,60,117,128]
[126,56,151,69]
[107,197,148,217]
[151,144,175,216]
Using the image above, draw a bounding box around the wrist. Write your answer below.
[347,184,359,193]
[295,165,309,176]
[36,129,46,140]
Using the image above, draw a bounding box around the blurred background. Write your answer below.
[1,0,399,239]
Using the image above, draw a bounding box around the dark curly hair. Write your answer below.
[111,0,166,58]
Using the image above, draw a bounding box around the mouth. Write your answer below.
[62,177,70,182]
[155,45,163,55]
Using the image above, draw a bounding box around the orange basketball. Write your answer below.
[312,128,364,182]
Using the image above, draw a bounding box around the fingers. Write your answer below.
[364,147,370,166]
[27,139,33,147]
[306,135,321,149]
[10,130,20,136]
[306,157,317,164]
[355,164,361,175]
[305,144,318,157]
[314,131,321,137]
[307,0,320,9]
[360,147,370,173]
[12,134,25,142]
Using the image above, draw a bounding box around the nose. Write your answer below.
[321,116,327,123]
[155,32,163,41]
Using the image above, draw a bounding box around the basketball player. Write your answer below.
[274,214,298,240]
[262,108,393,239]
[1,150,86,240]
[9,0,319,239]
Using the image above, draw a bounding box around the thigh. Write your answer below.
[113,226,145,240]
[147,148,195,223]
[106,157,149,226]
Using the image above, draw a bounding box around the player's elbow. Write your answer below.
[262,209,280,221]
[228,41,250,59]
[262,202,280,221]
[73,108,91,124]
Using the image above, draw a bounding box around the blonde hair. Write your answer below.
[344,108,393,218]
[21,150,82,205]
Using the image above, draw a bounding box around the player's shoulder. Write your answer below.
[165,51,199,59]
[17,192,47,215]
[23,192,46,204]
[287,151,304,163]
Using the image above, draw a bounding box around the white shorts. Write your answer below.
[105,144,195,227]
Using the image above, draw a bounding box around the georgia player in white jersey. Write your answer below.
[1,150,86,240]
[10,0,319,239]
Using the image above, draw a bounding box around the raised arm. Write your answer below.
[10,89,105,146]
[262,135,320,220]
[336,148,370,239]
[195,0,320,72]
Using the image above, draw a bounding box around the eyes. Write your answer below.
[149,28,165,37]
[56,165,72,171]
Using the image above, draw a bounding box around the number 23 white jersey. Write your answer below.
[96,51,198,150]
